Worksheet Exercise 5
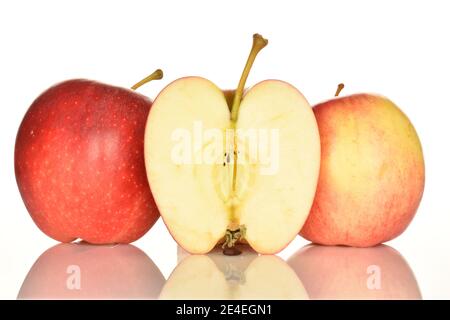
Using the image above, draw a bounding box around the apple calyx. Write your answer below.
[222,225,246,254]
[334,83,345,97]
[131,69,164,90]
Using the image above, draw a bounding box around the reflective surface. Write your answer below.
[18,243,165,300]
[17,242,422,300]
[288,244,422,300]
[161,246,308,300]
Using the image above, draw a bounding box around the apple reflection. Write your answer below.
[18,242,165,300]
[159,245,308,300]
[287,244,422,300]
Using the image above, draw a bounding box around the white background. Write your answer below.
[1,0,449,299]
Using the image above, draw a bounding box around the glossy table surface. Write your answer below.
[1,206,449,300]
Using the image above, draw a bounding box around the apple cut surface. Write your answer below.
[145,77,320,254]
[235,80,320,253]
[145,78,230,254]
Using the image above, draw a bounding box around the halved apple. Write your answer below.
[144,35,320,254]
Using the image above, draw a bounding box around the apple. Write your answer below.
[144,34,321,254]
[301,86,425,247]
[288,244,422,300]
[18,242,165,299]
[160,245,308,300]
[15,70,163,244]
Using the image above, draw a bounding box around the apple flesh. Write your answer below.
[145,78,320,253]
[18,243,165,299]
[144,35,320,254]
[160,246,308,300]
[288,244,422,299]
[301,94,425,247]
[15,75,161,243]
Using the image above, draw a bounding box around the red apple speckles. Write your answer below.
[15,79,160,244]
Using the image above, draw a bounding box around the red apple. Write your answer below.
[288,244,422,300]
[18,243,165,299]
[15,70,163,243]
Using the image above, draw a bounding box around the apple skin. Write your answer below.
[288,244,422,300]
[301,94,425,247]
[18,243,165,299]
[15,80,159,244]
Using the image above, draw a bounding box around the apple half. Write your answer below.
[144,35,320,254]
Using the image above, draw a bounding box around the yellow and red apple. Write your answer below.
[301,93,425,246]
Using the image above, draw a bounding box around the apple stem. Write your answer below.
[230,34,268,122]
[335,83,345,97]
[131,69,164,90]
[229,34,267,195]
